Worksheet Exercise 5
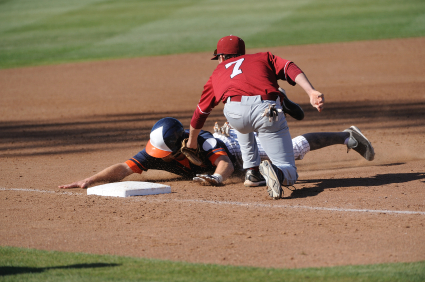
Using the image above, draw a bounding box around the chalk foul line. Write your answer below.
[2,187,424,215]
[173,198,425,215]
[1,187,83,196]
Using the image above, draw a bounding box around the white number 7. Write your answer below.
[225,58,245,79]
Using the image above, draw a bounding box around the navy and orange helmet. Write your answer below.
[145,117,185,158]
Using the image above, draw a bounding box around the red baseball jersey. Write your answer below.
[191,52,303,129]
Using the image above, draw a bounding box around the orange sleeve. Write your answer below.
[208,149,228,165]
[125,159,144,174]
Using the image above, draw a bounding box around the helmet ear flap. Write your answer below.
[173,134,185,154]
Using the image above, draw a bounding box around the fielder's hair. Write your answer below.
[223,54,242,60]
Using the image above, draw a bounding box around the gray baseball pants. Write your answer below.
[223,95,298,186]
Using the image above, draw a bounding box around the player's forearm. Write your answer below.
[214,156,234,181]
[187,125,202,149]
[294,73,316,96]
[86,163,133,186]
[295,73,324,112]
[59,163,134,189]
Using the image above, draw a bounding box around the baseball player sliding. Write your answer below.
[59,117,375,200]
[184,35,325,199]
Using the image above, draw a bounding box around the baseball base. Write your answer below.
[87,181,171,197]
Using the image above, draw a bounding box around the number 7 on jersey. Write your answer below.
[225,58,245,79]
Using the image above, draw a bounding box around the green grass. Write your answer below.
[0,0,424,68]
[1,247,424,282]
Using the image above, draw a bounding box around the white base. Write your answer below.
[87,181,171,197]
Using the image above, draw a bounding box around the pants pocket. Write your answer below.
[226,112,242,119]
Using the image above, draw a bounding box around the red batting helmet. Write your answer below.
[211,35,245,60]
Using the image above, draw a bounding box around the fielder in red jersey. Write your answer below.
[187,35,325,199]
[191,52,303,129]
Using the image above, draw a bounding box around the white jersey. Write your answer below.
[213,129,310,171]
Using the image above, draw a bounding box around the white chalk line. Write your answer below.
[2,187,424,215]
[0,187,83,196]
[174,199,425,215]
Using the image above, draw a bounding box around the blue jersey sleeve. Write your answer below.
[125,130,235,178]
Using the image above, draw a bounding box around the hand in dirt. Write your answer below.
[310,90,324,112]
[59,179,90,189]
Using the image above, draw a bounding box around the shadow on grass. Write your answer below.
[0,263,120,276]
[290,171,425,199]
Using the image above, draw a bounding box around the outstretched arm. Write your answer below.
[59,163,134,189]
[295,73,324,112]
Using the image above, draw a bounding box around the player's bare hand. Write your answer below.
[310,90,324,112]
[59,180,90,189]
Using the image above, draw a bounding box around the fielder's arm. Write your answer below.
[294,73,324,112]
[187,125,202,149]
[59,163,134,189]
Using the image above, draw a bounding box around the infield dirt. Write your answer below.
[1,37,424,269]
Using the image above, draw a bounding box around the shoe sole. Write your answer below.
[344,126,375,161]
[244,179,266,187]
[259,160,282,199]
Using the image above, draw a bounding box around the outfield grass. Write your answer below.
[0,0,424,68]
[1,247,424,282]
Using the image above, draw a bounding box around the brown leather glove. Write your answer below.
[180,138,204,166]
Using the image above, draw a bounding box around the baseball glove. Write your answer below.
[180,138,204,166]
[279,87,304,120]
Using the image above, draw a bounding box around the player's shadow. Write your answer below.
[1,99,424,157]
[0,110,226,158]
[0,263,120,276]
[289,171,425,199]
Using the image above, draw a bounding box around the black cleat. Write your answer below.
[244,168,266,187]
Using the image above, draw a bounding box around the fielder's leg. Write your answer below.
[253,99,298,199]
[223,96,262,169]
[235,131,261,169]
[257,124,298,186]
